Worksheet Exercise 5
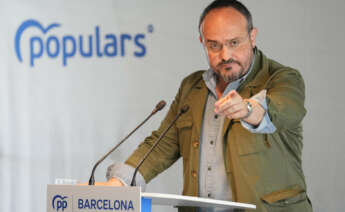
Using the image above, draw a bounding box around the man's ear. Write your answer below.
[250,27,258,47]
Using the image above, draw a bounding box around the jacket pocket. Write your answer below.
[176,119,193,129]
[236,131,267,156]
[232,125,268,177]
[261,185,306,206]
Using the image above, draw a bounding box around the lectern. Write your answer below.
[47,185,256,212]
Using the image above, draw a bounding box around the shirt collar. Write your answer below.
[202,48,256,98]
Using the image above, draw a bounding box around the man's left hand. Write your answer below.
[214,90,265,126]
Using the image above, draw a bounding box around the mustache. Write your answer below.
[217,58,241,67]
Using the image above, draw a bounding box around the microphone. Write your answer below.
[130,105,189,186]
[88,100,166,185]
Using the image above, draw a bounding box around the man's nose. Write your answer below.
[219,46,232,61]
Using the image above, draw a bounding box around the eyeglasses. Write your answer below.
[203,35,250,53]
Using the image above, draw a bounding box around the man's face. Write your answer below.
[200,7,257,83]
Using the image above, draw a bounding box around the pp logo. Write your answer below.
[52,195,68,211]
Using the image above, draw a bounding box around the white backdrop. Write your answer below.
[0,0,344,212]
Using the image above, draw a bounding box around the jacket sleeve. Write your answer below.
[265,68,306,131]
[124,82,184,183]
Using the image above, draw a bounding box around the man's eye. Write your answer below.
[230,40,239,47]
[209,43,219,49]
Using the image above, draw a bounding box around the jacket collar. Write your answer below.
[237,48,269,91]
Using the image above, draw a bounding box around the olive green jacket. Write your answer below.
[126,50,312,212]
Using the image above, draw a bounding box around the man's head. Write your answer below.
[199,0,258,83]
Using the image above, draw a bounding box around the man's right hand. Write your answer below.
[97,178,124,186]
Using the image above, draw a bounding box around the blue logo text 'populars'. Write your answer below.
[15,19,147,67]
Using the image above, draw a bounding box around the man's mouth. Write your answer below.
[221,63,237,71]
[224,66,232,71]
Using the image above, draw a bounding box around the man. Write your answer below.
[103,0,312,211]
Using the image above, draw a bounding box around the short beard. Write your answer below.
[219,68,246,83]
[215,60,246,83]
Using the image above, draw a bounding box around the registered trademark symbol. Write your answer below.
[147,25,154,33]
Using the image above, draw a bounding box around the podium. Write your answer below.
[47,185,256,212]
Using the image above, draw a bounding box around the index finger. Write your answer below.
[215,90,237,108]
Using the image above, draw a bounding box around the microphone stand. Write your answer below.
[88,100,166,185]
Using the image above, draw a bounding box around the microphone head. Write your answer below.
[155,100,166,111]
[180,105,189,114]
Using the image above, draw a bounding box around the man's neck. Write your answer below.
[216,78,228,99]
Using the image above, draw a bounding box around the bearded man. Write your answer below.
[103,1,313,211]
